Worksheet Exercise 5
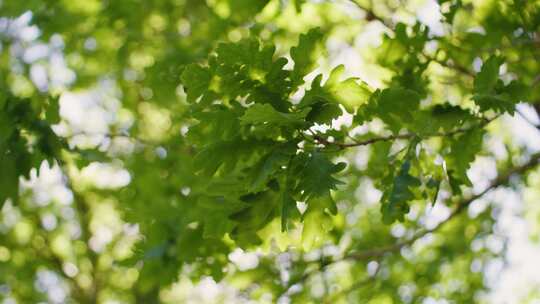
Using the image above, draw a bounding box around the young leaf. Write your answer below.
[301,65,372,113]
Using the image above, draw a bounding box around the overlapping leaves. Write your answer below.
[0,95,63,207]
[180,23,518,238]
[473,56,529,113]
[180,30,355,243]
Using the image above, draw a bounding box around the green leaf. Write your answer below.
[209,38,292,110]
[446,128,485,187]
[226,0,271,22]
[194,177,249,198]
[502,80,529,101]
[301,65,372,113]
[248,146,293,193]
[295,152,346,202]
[290,28,324,88]
[281,191,300,232]
[240,104,309,127]
[45,95,61,124]
[0,113,14,146]
[410,105,473,135]
[215,39,275,72]
[472,94,515,113]
[382,161,421,224]
[429,105,474,131]
[472,79,528,114]
[440,0,463,23]
[471,56,520,113]
[427,178,441,206]
[474,56,503,95]
[196,196,247,239]
[0,152,19,206]
[305,102,342,125]
[356,87,421,133]
[203,214,236,239]
[188,105,241,143]
[181,64,212,103]
[301,196,334,250]
[293,0,307,11]
[194,138,272,176]
[265,57,291,95]
[230,191,280,242]
[73,148,108,169]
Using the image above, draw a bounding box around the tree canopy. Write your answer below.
[1,0,540,303]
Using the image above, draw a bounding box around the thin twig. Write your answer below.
[347,0,393,29]
[314,115,499,149]
[347,0,475,78]
[422,53,474,77]
[323,259,382,303]
[533,74,540,87]
[516,109,540,131]
[346,151,540,260]
[64,131,158,147]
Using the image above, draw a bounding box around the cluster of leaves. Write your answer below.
[472,56,528,113]
[181,30,351,242]
[180,24,522,230]
[0,93,62,205]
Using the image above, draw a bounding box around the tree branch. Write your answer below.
[63,131,159,147]
[347,1,393,29]
[314,115,498,149]
[349,151,540,259]
[280,151,540,296]
[61,166,100,304]
[421,53,475,77]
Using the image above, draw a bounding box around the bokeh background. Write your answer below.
[1,0,540,303]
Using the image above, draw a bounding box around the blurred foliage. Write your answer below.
[1,0,540,303]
